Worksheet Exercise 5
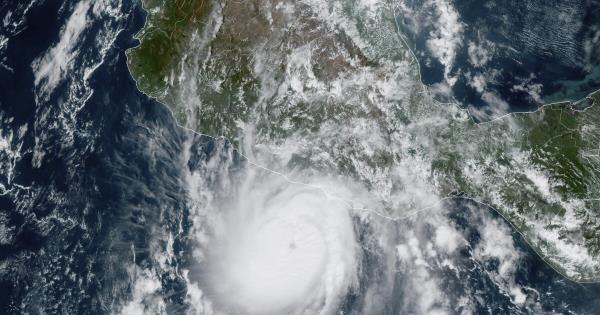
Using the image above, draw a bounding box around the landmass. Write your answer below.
[127,0,600,281]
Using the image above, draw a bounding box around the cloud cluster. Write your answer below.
[204,171,360,314]
[425,0,463,87]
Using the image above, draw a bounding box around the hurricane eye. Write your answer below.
[201,176,359,314]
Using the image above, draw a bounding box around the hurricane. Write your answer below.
[199,170,359,314]
[3,0,600,314]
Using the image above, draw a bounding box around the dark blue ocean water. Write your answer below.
[0,0,600,313]
[396,0,600,118]
[0,1,200,312]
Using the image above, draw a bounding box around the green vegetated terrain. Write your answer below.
[431,94,600,280]
[127,0,600,281]
[128,0,264,143]
[128,0,212,97]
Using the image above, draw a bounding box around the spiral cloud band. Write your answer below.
[205,172,360,314]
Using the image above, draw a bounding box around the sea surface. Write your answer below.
[1,0,600,313]
[396,0,600,118]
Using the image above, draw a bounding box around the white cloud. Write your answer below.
[434,224,463,253]
[469,91,511,120]
[510,77,544,104]
[184,149,361,314]
[32,1,91,97]
[119,267,167,315]
[472,210,532,306]
[467,41,493,67]
[425,0,464,87]
[396,231,450,315]
[467,73,488,93]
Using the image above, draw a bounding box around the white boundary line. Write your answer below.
[124,0,600,283]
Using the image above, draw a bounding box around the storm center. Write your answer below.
[205,180,359,315]
[229,216,327,312]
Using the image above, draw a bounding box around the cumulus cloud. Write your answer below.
[434,224,463,253]
[468,91,511,120]
[467,72,488,93]
[467,41,494,67]
[31,1,90,97]
[425,0,464,87]
[120,267,167,315]
[396,230,451,315]
[510,75,544,104]
[472,211,531,306]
